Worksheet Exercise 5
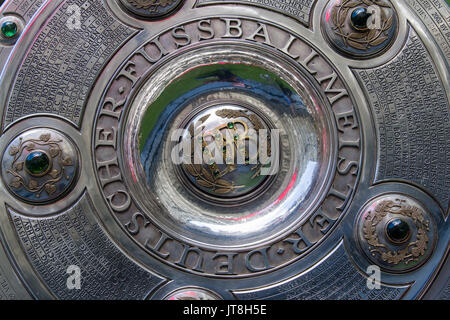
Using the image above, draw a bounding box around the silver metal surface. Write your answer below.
[0,0,448,300]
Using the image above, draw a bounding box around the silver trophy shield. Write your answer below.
[0,0,448,300]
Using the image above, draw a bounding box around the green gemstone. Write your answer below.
[227,122,235,129]
[1,21,18,38]
[25,151,50,175]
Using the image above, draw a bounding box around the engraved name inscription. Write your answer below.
[196,0,316,26]
[405,0,450,61]
[3,0,135,130]
[355,29,449,212]
[233,242,408,300]
[0,267,16,300]
[9,194,165,300]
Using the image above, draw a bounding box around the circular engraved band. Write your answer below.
[92,17,363,277]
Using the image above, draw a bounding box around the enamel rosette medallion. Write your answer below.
[0,0,448,300]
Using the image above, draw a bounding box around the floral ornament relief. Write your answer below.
[183,109,271,194]
[7,133,74,199]
[331,0,394,50]
[363,200,430,265]
[128,0,177,11]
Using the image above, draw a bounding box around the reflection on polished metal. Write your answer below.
[122,45,337,255]
[0,0,448,300]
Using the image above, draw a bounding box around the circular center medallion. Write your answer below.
[177,103,275,203]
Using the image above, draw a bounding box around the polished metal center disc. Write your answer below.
[177,103,275,203]
[126,45,334,248]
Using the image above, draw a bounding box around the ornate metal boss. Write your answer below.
[0,0,448,300]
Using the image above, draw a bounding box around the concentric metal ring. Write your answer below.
[122,42,336,249]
